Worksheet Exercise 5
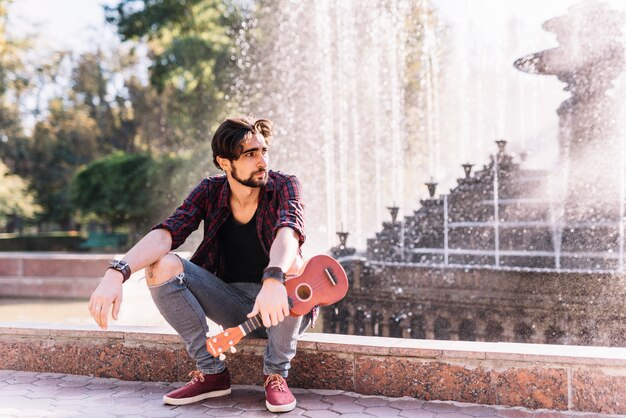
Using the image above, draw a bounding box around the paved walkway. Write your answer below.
[0,370,622,418]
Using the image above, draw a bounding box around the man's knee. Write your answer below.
[146,254,183,286]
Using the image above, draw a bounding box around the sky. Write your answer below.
[7,0,120,53]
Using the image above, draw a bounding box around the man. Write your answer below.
[88,117,308,413]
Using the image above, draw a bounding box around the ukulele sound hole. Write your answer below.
[295,283,312,302]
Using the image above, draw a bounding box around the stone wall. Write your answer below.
[0,324,624,414]
[331,259,626,346]
[0,253,111,299]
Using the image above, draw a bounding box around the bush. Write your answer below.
[71,152,187,239]
[0,232,84,252]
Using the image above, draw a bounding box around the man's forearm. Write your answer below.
[267,227,300,273]
[118,228,173,276]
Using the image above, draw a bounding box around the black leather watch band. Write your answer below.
[261,267,285,284]
[108,259,132,283]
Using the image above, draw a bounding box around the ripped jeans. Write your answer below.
[148,256,309,377]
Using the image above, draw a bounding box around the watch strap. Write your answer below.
[108,259,132,283]
[261,267,285,284]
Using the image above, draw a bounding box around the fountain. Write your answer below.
[327,1,626,346]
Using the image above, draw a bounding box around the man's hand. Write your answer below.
[247,279,290,328]
[88,270,124,330]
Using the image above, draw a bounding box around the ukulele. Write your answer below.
[206,254,349,360]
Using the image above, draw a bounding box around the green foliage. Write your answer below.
[0,232,84,252]
[105,0,245,145]
[71,151,186,235]
[27,99,102,227]
[0,160,40,224]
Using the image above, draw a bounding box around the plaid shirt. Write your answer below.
[153,170,305,275]
[152,170,318,326]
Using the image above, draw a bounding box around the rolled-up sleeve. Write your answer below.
[274,175,306,246]
[152,180,207,250]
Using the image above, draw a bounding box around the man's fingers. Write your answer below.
[261,310,272,328]
[247,302,260,318]
[112,297,121,321]
[270,311,279,327]
[100,301,112,329]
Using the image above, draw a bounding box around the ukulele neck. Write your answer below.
[239,313,264,336]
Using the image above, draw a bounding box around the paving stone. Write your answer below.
[329,402,366,414]
[0,370,620,418]
[232,400,266,410]
[366,406,406,417]
[134,409,183,418]
[58,380,89,388]
[437,413,471,418]
[6,375,39,385]
[202,406,244,416]
[0,370,18,378]
[31,378,65,387]
[2,383,36,392]
[322,394,359,404]
[105,405,149,415]
[308,389,344,396]
[495,410,535,418]
[302,410,341,418]
[200,396,237,407]
[291,387,310,395]
[399,410,436,418]
[459,405,498,416]
[389,399,425,410]
[280,407,306,417]
[0,394,33,404]
[422,402,459,413]
[336,414,376,418]
[36,372,65,379]
[296,398,334,410]
[236,410,280,417]
[356,396,391,407]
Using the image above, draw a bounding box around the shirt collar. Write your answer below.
[217,171,275,208]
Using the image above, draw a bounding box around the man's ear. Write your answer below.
[216,156,230,171]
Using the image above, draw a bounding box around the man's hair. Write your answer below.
[211,116,273,170]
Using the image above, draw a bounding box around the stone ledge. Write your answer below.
[0,323,624,414]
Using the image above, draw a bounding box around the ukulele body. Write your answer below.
[205,254,349,359]
[285,254,349,316]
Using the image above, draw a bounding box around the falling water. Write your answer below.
[228,0,625,256]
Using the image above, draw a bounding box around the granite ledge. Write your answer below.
[1,323,625,413]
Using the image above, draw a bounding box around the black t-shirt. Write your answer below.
[217,211,269,283]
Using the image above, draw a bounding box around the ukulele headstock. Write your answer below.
[206,325,244,360]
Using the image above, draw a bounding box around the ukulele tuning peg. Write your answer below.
[219,354,226,361]
[230,347,237,353]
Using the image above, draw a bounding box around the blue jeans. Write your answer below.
[148,256,309,377]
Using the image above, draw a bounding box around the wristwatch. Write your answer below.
[108,259,132,283]
[261,267,285,284]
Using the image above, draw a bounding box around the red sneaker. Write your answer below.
[163,369,231,405]
[264,374,297,413]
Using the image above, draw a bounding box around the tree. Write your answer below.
[27,99,102,229]
[0,160,40,232]
[0,0,31,175]
[71,151,186,239]
[105,0,245,150]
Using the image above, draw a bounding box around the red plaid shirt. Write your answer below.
[152,170,306,277]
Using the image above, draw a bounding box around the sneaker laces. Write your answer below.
[264,374,286,392]
[187,370,205,384]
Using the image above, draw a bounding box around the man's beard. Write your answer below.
[231,165,267,188]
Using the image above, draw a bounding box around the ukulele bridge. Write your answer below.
[324,268,337,286]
